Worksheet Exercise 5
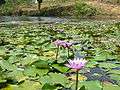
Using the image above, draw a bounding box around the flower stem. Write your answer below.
[68,48,69,58]
[101,81,103,90]
[56,46,59,60]
[72,48,74,57]
[75,70,79,90]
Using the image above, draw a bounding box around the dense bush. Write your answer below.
[0,0,13,15]
[0,0,33,15]
[74,1,98,18]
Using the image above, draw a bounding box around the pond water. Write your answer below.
[0,16,69,24]
[0,16,119,25]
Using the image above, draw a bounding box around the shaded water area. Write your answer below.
[0,16,69,25]
[0,16,120,25]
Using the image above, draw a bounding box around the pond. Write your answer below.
[0,16,119,24]
[0,16,120,90]
[0,16,69,24]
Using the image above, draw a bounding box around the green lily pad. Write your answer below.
[99,63,117,69]
[24,66,49,77]
[71,81,101,90]
[52,64,69,73]
[40,73,69,87]
[20,54,39,66]
[0,60,17,71]
[103,83,120,90]
[32,60,50,69]
[42,83,57,90]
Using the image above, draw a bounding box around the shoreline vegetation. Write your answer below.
[0,0,120,19]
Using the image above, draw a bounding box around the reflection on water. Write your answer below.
[0,16,68,25]
[0,16,119,25]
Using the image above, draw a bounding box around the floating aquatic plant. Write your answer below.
[53,40,73,59]
[65,58,87,90]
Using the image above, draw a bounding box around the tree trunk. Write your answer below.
[38,2,41,11]
[37,0,42,12]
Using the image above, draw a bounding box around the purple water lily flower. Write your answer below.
[65,58,87,90]
[53,40,73,48]
[65,58,87,70]
[53,40,73,59]
[53,40,64,47]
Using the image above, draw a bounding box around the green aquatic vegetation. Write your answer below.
[0,21,120,90]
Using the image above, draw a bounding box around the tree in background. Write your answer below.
[37,0,43,11]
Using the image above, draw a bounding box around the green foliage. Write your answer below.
[8,80,42,90]
[0,0,14,15]
[0,21,120,89]
[24,66,49,77]
[42,83,57,90]
[71,81,102,90]
[103,83,120,90]
[0,60,17,71]
[40,73,69,86]
[74,1,98,17]
[0,0,33,15]
[52,64,69,73]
